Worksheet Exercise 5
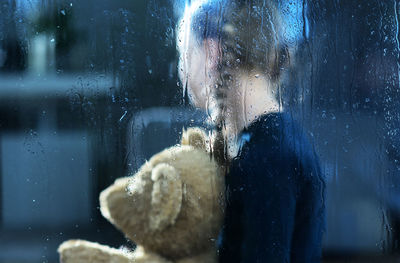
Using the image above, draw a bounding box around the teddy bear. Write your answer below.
[58,128,225,263]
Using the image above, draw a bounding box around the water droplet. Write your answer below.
[119,111,128,122]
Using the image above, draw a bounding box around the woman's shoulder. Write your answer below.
[239,112,296,148]
[230,112,323,187]
[237,111,317,166]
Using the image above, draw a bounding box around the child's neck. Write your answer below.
[222,70,281,157]
[228,70,281,134]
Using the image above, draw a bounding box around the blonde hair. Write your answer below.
[177,0,290,166]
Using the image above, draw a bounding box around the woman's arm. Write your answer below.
[218,157,245,263]
[290,160,326,263]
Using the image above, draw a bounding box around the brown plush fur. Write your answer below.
[58,128,224,263]
[58,240,134,263]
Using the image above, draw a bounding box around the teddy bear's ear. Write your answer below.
[149,163,183,231]
[181,127,207,150]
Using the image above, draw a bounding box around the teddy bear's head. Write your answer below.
[99,128,224,260]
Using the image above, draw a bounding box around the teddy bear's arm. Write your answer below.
[58,240,133,263]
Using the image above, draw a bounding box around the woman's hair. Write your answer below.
[178,0,289,79]
[177,0,290,166]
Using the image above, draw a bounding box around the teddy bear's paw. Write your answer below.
[175,249,217,263]
[132,246,172,263]
[58,240,134,263]
[149,163,182,231]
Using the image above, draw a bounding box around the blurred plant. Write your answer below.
[31,1,79,70]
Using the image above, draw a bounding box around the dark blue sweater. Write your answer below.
[219,112,326,263]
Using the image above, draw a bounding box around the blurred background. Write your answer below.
[1,0,400,262]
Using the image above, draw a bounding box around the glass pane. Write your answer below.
[1,0,400,262]
[1,0,178,261]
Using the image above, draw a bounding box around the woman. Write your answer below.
[177,0,325,262]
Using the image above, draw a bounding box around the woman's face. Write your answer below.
[179,35,279,131]
[178,37,219,110]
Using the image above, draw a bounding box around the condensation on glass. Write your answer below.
[0,0,400,262]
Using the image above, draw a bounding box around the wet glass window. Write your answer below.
[1,0,400,262]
